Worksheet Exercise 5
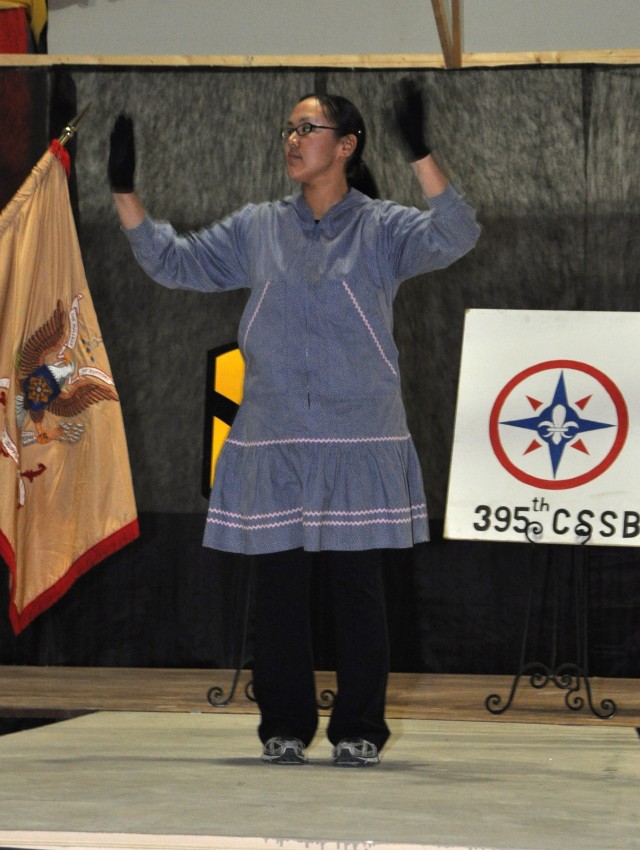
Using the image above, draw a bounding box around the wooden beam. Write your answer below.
[0,53,448,68]
[451,0,463,68]
[1,50,640,69]
[430,0,455,68]
[462,49,640,66]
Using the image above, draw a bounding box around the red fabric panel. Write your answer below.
[0,8,29,53]
[0,11,32,209]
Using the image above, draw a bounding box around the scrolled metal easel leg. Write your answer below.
[207,560,255,708]
[486,662,552,715]
[206,557,336,710]
[317,688,336,710]
[485,523,616,719]
[553,662,616,718]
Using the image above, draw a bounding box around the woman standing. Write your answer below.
[109,81,480,767]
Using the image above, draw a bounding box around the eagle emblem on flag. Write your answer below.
[16,298,119,446]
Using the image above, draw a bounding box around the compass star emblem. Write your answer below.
[500,372,613,477]
[489,360,628,490]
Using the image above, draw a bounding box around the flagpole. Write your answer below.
[57,104,91,147]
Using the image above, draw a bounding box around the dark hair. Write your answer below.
[298,92,379,199]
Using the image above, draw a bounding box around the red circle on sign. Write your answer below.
[489,359,628,489]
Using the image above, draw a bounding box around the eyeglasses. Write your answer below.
[281,122,361,142]
[281,122,339,142]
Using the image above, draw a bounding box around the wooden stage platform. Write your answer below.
[2,711,638,850]
[1,669,638,850]
[1,667,638,727]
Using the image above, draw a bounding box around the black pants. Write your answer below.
[252,548,390,750]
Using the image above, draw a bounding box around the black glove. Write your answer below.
[108,114,136,193]
[394,79,430,162]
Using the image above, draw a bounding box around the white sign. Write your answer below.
[444,310,640,547]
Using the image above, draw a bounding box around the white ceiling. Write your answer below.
[45,0,640,60]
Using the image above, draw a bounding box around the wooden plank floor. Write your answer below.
[0,666,638,727]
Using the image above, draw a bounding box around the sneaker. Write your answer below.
[262,736,308,765]
[332,737,380,767]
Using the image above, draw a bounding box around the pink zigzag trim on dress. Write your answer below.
[242,280,271,349]
[207,515,424,531]
[207,504,427,531]
[209,507,302,520]
[341,280,398,377]
[208,504,426,521]
[226,434,411,448]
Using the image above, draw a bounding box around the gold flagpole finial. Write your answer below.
[57,104,91,147]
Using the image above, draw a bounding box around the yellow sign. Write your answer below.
[202,343,244,495]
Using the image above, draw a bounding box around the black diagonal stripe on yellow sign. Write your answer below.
[202,342,245,497]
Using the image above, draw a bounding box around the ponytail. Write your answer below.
[347,160,379,199]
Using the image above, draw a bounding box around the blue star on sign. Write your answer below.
[500,372,614,477]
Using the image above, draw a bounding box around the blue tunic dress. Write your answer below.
[125,185,480,554]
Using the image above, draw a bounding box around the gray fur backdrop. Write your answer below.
[67,66,640,520]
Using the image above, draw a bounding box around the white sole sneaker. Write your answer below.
[332,737,380,767]
[262,736,309,765]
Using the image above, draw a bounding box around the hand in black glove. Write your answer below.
[394,79,430,162]
[108,114,136,193]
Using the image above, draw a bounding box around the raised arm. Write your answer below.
[394,78,449,198]
[107,113,250,293]
[108,114,146,229]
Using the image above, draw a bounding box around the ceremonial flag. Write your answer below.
[0,141,139,633]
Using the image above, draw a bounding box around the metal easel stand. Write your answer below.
[485,521,616,720]
[206,559,336,710]
[206,560,256,708]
